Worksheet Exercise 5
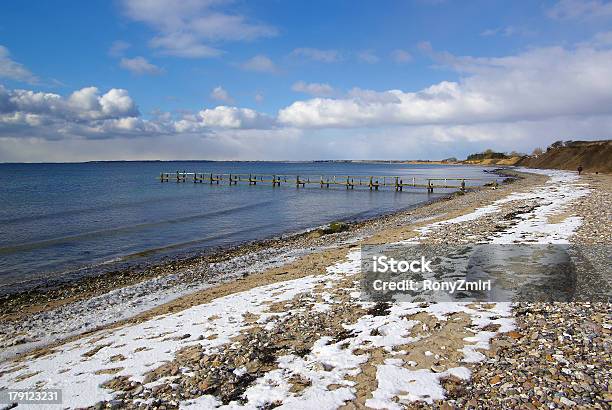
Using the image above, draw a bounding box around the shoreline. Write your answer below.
[0,190,456,319]
[0,171,519,360]
[0,172,524,360]
[0,168,609,409]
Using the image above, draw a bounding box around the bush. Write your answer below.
[466,150,508,161]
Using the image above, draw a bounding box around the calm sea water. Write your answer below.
[0,161,499,294]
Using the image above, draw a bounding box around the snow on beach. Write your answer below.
[0,169,590,409]
[0,252,515,409]
[414,168,589,244]
[0,245,318,361]
[0,274,332,408]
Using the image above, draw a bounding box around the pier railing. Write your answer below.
[158,172,495,192]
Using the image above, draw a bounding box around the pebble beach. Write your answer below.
[0,168,610,409]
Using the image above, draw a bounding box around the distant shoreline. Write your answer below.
[0,159,481,165]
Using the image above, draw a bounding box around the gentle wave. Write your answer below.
[0,221,278,294]
[0,200,273,255]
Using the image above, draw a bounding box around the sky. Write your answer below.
[1,0,612,162]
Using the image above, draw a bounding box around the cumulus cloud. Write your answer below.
[278,41,612,128]
[547,0,612,20]
[120,56,164,75]
[210,86,233,103]
[291,81,334,97]
[0,82,274,143]
[198,106,274,129]
[3,33,612,161]
[240,55,277,73]
[0,46,38,84]
[171,105,273,131]
[0,85,145,140]
[120,0,277,58]
[1,85,139,121]
[290,48,341,63]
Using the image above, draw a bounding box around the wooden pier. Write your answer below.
[158,172,492,192]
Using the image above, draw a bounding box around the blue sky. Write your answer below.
[1,0,612,161]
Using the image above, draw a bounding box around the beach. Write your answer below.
[0,168,610,409]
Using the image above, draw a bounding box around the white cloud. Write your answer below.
[172,105,274,131]
[0,46,38,84]
[199,106,274,129]
[149,32,222,58]
[290,48,341,63]
[108,40,131,57]
[254,93,264,103]
[391,49,412,63]
[3,33,612,161]
[279,41,612,128]
[120,56,164,75]
[547,0,612,20]
[0,83,275,143]
[98,89,140,119]
[0,85,143,140]
[240,55,277,73]
[120,0,276,58]
[4,115,611,162]
[210,86,233,103]
[291,81,334,97]
[1,86,139,121]
[357,50,380,64]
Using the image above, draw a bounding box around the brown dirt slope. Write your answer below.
[518,140,612,173]
[463,156,523,166]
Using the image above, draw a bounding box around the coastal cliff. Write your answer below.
[517,139,612,173]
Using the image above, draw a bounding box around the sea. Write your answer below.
[0,161,501,295]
